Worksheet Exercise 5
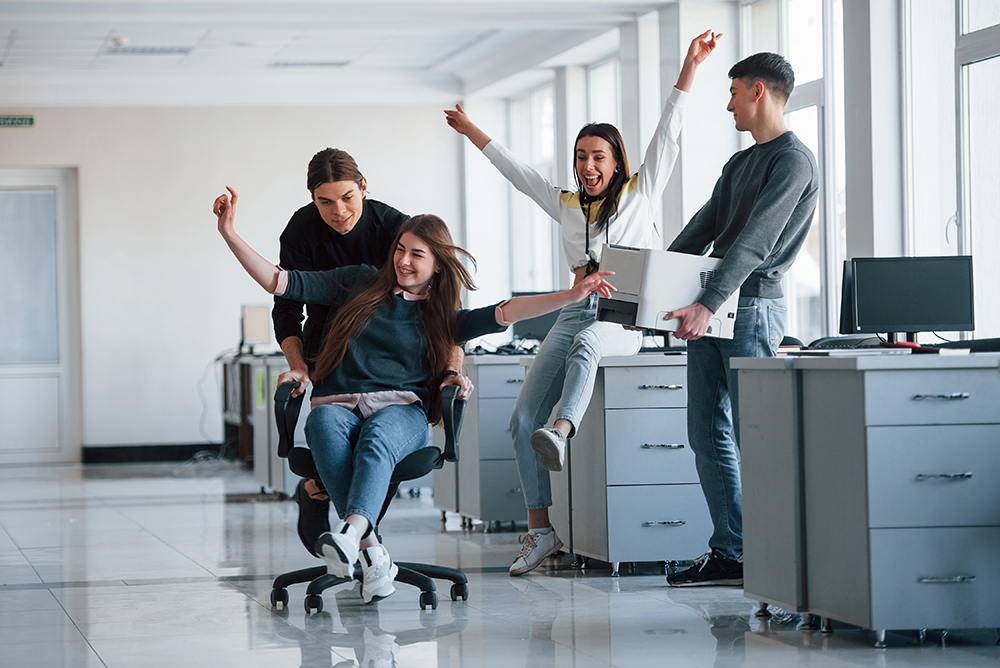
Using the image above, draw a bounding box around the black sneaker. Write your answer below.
[666,550,743,587]
[294,479,330,557]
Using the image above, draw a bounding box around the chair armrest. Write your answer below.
[273,382,303,458]
[439,384,466,463]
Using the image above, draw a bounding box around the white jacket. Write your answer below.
[482,87,688,271]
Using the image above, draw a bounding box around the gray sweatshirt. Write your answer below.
[668,131,818,313]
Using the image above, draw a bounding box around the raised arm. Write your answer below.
[213,187,281,293]
[501,271,616,324]
[443,103,492,151]
[675,30,721,92]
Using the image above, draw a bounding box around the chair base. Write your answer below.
[270,560,468,612]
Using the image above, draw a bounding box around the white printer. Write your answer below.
[595,244,739,339]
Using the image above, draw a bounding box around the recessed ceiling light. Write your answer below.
[268,61,349,68]
[107,46,191,55]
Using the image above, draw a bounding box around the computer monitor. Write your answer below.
[511,291,560,341]
[838,256,974,340]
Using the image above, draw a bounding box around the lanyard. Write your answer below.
[583,198,610,275]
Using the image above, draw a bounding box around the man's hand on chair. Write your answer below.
[278,368,310,397]
[440,372,474,401]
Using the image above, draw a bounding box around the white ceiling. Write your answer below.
[0,1,678,106]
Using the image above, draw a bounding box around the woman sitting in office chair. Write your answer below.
[272,148,468,560]
[445,30,720,576]
[214,187,616,602]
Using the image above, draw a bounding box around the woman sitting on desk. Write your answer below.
[214,187,616,602]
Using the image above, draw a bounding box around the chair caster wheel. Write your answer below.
[270,588,289,610]
[419,591,438,610]
[450,583,469,601]
[305,594,324,614]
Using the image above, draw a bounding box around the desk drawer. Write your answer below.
[867,424,1000,528]
[864,369,1000,426]
[478,397,516,460]
[477,364,526,398]
[604,409,696,485]
[604,366,687,409]
[606,484,712,563]
[478,460,527,522]
[869,527,1000,630]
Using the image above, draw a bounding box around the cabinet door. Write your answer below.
[870,527,1000,630]
[605,484,712,563]
[476,364,526,398]
[477,397,517,460]
[603,366,687,409]
[604,409,696,485]
[867,424,1000,528]
[864,369,1000,426]
[478,460,527,522]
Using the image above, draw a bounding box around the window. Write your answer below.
[905,1,1000,338]
[588,58,620,125]
[741,0,845,344]
[508,85,557,292]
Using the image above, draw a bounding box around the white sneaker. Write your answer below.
[530,428,567,472]
[509,528,564,576]
[361,628,399,668]
[315,521,360,580]
[360,545,398,603]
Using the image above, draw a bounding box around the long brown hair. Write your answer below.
[574,123,631,231]
[312,214,476,424]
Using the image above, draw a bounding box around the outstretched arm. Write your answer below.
[675,29,721,92]
[443,103,492,151]
[501,271,617,324]
[213,187,281,293]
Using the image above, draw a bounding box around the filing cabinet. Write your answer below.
[433,355,528,525]
[736,353,1000,643]
[552,355,712,573]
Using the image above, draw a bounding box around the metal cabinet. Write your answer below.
[552,355,712,574]
[433,355,528,527]
[736,353,1000,645]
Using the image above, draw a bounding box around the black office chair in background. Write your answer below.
[269,382,469,612]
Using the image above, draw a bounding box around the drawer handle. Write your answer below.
[912,392,970,401]
[639,384,683,390]
[915,472,973,481]
[641,443,685,450]
[506,378,524,384]
[642,520,685,527]
[509,487,521,494]
[917,575,976,584]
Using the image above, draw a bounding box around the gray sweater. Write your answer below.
[668,131,818,313]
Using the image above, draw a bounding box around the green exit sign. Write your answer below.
[0,116,34,128]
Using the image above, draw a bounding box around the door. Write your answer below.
[0,168,82,463]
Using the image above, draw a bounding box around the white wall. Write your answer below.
[0,105,460,448]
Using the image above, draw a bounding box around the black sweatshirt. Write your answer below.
[272,198,408,360]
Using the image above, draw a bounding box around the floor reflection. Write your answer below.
[2,463,999,668]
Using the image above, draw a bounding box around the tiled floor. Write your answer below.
[1,461,998,667]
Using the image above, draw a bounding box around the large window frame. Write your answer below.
[507,84,558,293]
[739,0,844,343]
[955,2,1000,338]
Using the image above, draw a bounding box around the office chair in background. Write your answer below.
[269,382,469,612]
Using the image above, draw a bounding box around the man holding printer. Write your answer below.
[663,52,819,587]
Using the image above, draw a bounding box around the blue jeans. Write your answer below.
[510,294,643,509]
[305,402,430,530]
[685,296,786,559]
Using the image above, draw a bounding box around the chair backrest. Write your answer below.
[272,382,466,481]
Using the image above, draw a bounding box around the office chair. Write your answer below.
[269,382,469,612]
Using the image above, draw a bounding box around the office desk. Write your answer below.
[550,354,712,575]
[221,354,302,495]
[734,352,1000,644]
